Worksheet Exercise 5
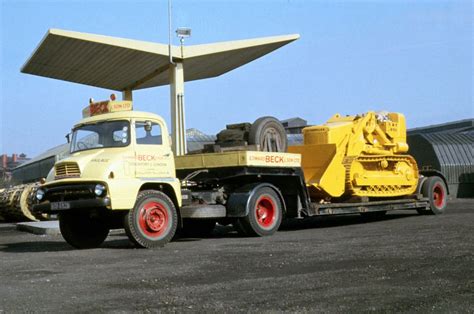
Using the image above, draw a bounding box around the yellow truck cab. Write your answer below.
[56,104,180,210]
[36,99,184,248]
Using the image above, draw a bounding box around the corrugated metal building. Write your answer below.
[408,119,473,198]
[281,117,308,134]
[11,144,70,185]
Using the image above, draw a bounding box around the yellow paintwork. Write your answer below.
[42,110,181,210]
[176,151,301,170]
[289,112,418,199]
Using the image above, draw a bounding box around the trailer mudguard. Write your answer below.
[418,169,450,195]
[226,183,286,218]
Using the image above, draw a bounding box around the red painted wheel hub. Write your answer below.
[255,196,276,228]
[433,183,445,208]
[138,201,169,237]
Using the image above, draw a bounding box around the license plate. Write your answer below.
[51,202,71,210]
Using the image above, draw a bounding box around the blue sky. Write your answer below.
[1,0,472,157]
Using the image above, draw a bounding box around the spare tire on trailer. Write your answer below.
[249,116,287,152]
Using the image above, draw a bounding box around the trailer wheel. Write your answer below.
[237,187,282,237]
[419,176,448,215]
[124,190,178,248]
[180,219,216,237]
[59,212,109,249]
[249,116,288,152]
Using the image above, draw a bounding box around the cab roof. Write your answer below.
[75,110,166,128]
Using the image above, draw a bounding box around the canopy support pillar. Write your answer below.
[122,90,133,101]
[169,62,187,156]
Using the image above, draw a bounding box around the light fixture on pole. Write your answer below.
[176,27,191,43]
[176,27,191,58]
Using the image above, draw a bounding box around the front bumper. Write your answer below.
[34,198,111,214]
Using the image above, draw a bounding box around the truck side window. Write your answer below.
[136,121,162,145]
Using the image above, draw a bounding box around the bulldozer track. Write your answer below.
[344,155,418,197]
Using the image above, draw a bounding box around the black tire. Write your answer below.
[360,211,387,220]
[418,176,448,215]
[249,116,288,152]
[124,190,178,248]
[180,219,216,237]
[59,212,109,249]
[237,186,283,237]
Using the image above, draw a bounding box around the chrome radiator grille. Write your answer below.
[55,162,81,179]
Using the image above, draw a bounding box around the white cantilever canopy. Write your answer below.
[22,29,299,91]
[22,29,299,155]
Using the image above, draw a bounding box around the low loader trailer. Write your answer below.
[34,98,448,249]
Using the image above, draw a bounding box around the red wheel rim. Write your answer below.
[255,196,276,228]
[138,201,169,238]
[433,183,445,208]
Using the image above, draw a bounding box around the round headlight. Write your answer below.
[94,184,106,196]
[36,189,45,201]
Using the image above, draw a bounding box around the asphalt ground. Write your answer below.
[1,199,473,313]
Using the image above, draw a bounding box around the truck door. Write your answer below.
[134,120,175,179]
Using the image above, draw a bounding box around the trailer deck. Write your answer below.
[175,151,301,170]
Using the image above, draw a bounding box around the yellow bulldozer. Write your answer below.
[289,111,419,200]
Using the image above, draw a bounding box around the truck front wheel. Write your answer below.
[124,190,178,248]
[59,212,109,249]
[236,186,282,237]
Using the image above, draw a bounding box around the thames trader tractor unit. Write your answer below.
[33,97,449,249]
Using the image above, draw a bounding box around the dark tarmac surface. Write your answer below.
[1,199,473,312]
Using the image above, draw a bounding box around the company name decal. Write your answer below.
[249,154,300,164]
[136,154,167,161]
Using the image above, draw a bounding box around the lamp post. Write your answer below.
[168,0,173,65]
[167,0,190,156]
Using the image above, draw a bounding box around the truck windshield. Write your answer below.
[71,120,130,153]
